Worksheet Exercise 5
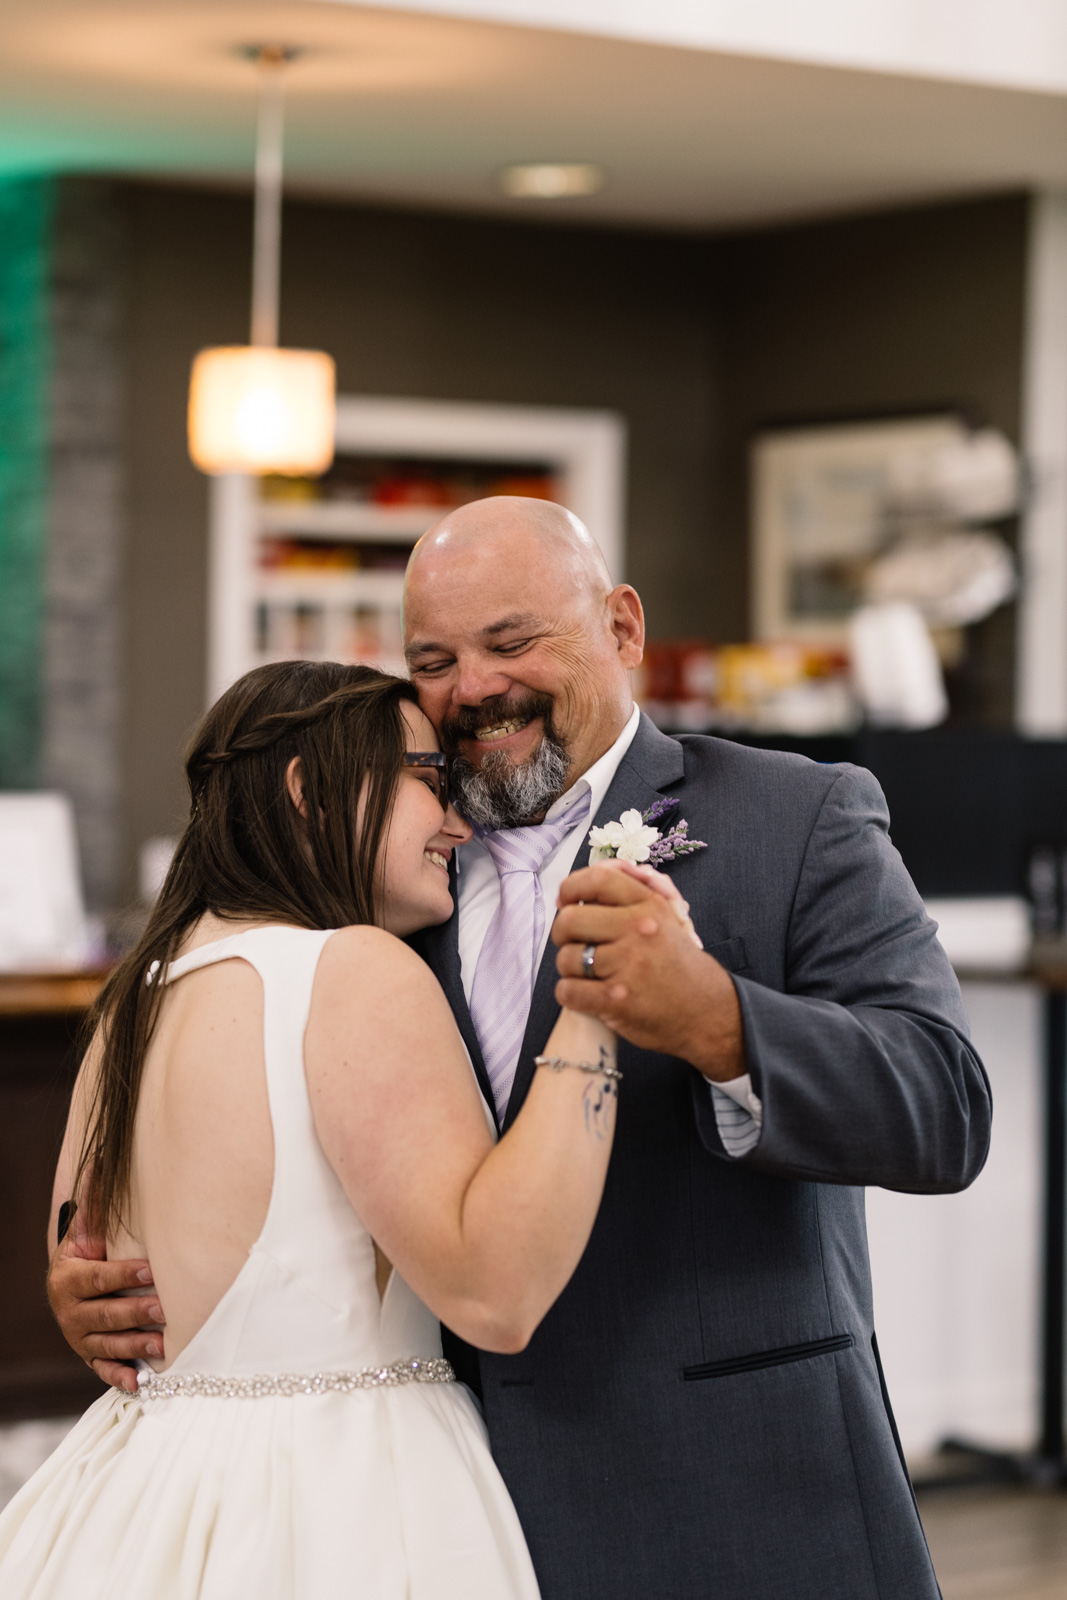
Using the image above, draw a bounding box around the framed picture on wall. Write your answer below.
[750,412,968,642]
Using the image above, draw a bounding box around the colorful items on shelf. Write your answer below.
[636,641,858,735]
[259,539,410,574]
[261,459,559,509]
[261,538,359,573]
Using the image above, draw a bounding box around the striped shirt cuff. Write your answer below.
[709,1077,763,1159]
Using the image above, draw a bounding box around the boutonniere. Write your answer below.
[588,797,707,866]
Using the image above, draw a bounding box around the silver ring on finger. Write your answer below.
[581,942,597,979]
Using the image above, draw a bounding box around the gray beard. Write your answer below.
[451,733,570,830]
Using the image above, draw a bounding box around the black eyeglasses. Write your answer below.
[402,751,450,807]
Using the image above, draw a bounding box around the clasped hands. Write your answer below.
[552,860,746,1084]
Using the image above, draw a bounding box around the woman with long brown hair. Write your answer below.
[0,659,625,1599]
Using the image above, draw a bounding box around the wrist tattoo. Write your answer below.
[583,1047,618,1140]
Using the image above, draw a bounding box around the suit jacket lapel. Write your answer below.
[502,715,686,1131]
[414,859,498,1124]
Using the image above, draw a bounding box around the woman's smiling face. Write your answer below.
[377,702,471,937]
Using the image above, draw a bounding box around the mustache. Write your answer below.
[440,692,556,752]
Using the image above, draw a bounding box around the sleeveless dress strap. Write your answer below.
[160,931,271,985]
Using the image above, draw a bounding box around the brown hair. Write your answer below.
[75,659,418,1236]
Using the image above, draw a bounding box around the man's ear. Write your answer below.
[608,585,644,669]
[285,756,309,819]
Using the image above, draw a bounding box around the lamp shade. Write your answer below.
[188,345,336,475]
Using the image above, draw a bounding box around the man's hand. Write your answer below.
[553,864,746,1082]
[47,1209,164,1394]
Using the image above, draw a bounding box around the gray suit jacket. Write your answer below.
[414,714,990,1600]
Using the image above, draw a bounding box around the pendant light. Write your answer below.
[188,45,336,476]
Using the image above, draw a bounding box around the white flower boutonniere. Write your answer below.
[588,797,707,866]
[589,809,661,863]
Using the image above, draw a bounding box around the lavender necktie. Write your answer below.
[468,790,592,1122]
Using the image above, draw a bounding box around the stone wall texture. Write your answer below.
[41,180,127,911]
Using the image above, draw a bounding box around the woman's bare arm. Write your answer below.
[46,1034,102,1255]
[306,926,618,1353]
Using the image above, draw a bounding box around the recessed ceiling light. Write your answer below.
[498,163,606,199]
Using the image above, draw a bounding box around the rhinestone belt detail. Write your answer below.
[135,1357,455,1400]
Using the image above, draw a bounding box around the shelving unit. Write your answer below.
[207,395,626,703]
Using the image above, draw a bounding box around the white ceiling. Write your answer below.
[364,0,1067,98]
[3,0,1067,230]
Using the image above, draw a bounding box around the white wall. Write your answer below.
[357,0,1067,95]
[867,981,1042,1458]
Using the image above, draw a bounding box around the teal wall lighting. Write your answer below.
[0,176,53,788]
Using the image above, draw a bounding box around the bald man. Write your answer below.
[49,498,988,1600]
[398,498,987,1600]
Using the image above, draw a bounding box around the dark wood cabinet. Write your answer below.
[0,976,108,1421]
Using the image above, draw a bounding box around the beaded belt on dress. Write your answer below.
[135,1357,455,1400]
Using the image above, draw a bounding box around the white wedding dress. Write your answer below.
[0,926,541,1599]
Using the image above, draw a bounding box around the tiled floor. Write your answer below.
[2,1420,1066,1595]
[920,1488,1067,1600]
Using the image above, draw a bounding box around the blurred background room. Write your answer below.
[4,3,1067,1593]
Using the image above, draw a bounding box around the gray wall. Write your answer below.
[109,182,1028,901]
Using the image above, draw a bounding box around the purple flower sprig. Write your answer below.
[641,796,681,826]
[646,815,707,865]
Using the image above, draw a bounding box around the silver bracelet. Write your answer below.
[534,1054,623,1083]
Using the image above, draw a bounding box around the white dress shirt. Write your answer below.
[455,706,762,1154]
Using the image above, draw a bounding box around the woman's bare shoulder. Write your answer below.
[319,924,432,971]
[306,925,467,1093]
[313,926,451,1015]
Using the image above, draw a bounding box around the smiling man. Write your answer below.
[400,495,990,1600]
[405,497,639,828]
